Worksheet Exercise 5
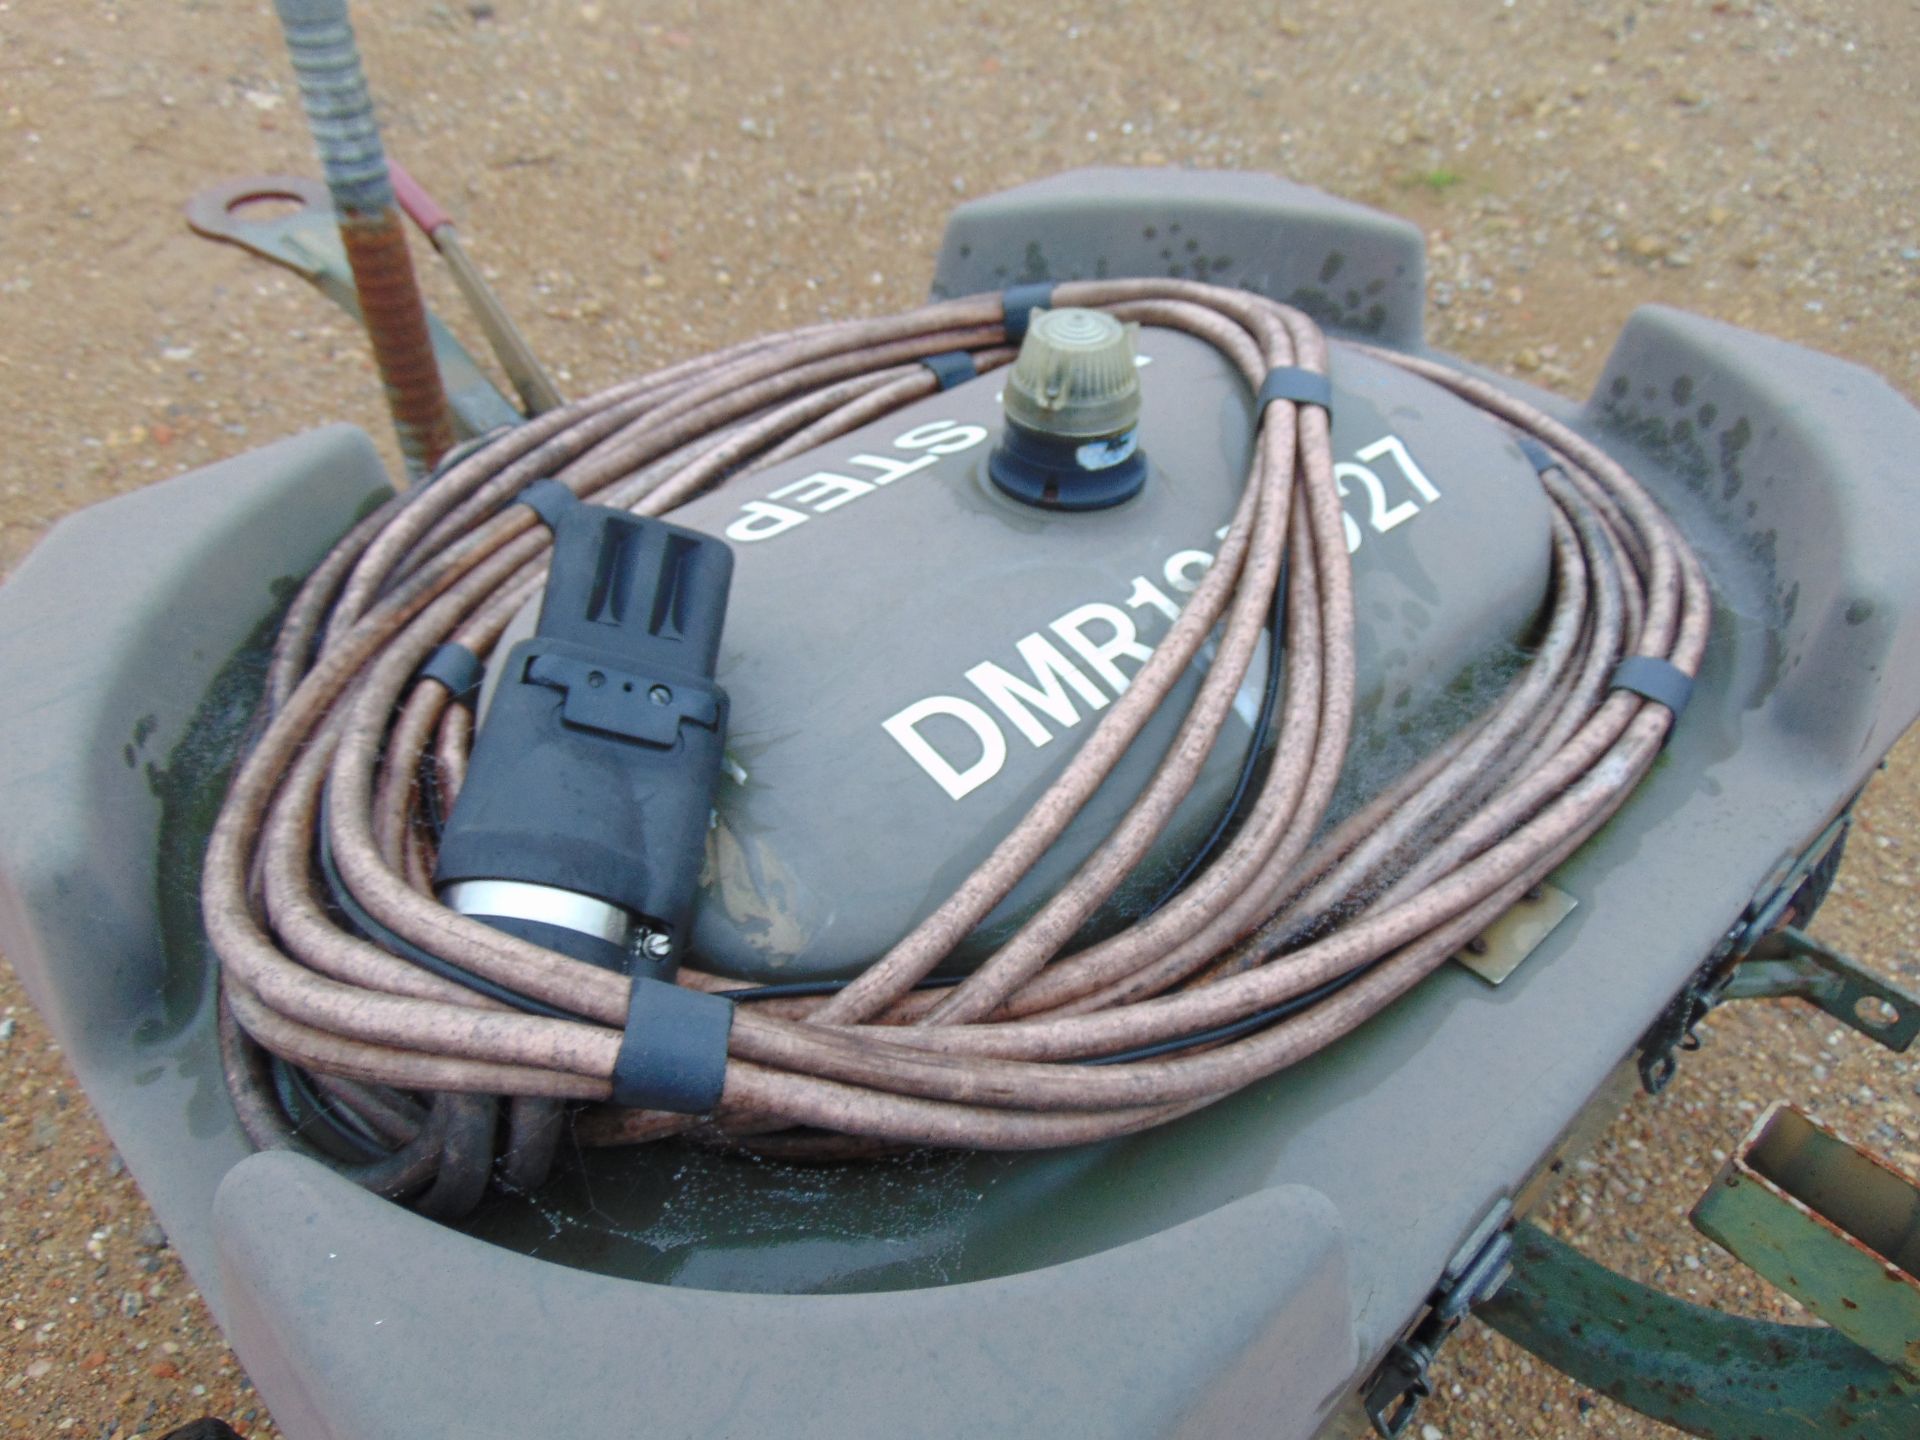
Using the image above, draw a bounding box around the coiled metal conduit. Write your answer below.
[205,279,1709,1208]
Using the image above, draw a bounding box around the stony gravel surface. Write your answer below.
[1,1,1916,1436]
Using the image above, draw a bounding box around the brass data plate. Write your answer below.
[1453,882,1578,985]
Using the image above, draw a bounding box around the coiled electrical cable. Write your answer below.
[204,278,1710,1208]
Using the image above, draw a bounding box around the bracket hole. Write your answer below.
[225,191,308,223]
[1853,994,1900,1029]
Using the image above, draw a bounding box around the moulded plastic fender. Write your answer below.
[212,1150,1356,1440]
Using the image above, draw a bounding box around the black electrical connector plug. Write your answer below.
[433,480,733,980]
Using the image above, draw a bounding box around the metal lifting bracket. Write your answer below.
[1719,925,1920,1049]
[1362,1199,1516,1437]
[1638,811,1917,1093]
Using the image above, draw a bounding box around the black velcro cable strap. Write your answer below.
[1256,366,1333,415]
[920,350,978,390]
[416,643,485,705]
[515,477,578,532]
[1612,655,1694,720]
[1516,434,1561,475]
[1002,282,1055,343]
[610,976,734,1113]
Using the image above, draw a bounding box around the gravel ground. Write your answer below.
[2,1,1916,1436]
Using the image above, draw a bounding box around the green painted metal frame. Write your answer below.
[1469,846,1919,1439]
[1692,1104,1920,1379]
[1721,926,1920,1051]
[1480,1220,1920,1438]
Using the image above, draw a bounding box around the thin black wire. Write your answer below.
[269,1053,390,1159]
[722,559,1290,1017]
[721,974,963,1002]
[317,785,587,1023]
[1081,964,1375,1066]
[1138,557,1288,919]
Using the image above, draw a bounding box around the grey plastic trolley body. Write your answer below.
[3,170,1919,1439]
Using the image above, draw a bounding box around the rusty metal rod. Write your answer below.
[389,159,565,416]
[274,0,454,480]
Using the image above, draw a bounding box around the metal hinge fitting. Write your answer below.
[1362,1199,1516,1437]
